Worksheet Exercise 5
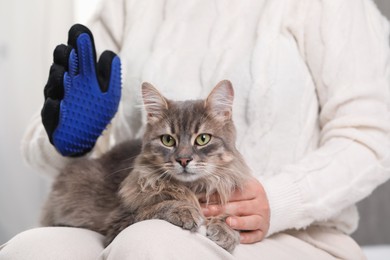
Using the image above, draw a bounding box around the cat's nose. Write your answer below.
[176,157,193,168]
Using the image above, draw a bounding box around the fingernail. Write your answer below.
[240,234,246,243]
[210,205,218,211]
[228,217,237,227]
[202,208,209,215]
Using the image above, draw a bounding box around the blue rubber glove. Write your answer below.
[41,24,121,156]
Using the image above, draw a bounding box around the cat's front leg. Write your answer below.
[206,215,240,253]
[103,207,136,247]
[138,201,204,232]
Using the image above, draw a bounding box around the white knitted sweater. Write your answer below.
[22,0,390,237]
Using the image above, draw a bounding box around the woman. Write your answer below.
[1,0,389,259]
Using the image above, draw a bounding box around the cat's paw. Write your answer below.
[206,216,240,253]
[164,204,203,232]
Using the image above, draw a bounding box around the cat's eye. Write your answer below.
[195,134,211,146]
[161,135,176,147]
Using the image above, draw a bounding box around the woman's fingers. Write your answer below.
[227,215,263,231]
[201,204,224,217]
[224,199,260,216]
[200,178,270,244]
[239,230,266,244]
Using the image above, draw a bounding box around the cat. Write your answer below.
[41,80,252,252]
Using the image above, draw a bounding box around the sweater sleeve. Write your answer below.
[262,0,390,236]
[87,0,126,55]
[21,0,128,178]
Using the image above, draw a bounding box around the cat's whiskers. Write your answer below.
[105,154,141,177]
[121,155,139,162]
[155,169,170,182]
[106,165,135,178]
[110,162,153,177]
[136,163,175,180]
[206,164,238,174]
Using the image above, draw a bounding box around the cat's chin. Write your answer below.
[172,171,202,183]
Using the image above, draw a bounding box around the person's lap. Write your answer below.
[0,226,105,259]
[0,220,365,260]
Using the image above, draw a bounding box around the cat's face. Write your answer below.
[140,80,237,183]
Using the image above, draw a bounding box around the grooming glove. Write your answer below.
[41,24,121,156]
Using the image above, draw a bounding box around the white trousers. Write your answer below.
[0,220,365,260]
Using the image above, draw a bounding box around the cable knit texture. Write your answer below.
[22,0,390,237]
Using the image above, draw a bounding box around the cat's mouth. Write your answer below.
[172,169,201,183]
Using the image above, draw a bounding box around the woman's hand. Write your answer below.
[200,178,270,244]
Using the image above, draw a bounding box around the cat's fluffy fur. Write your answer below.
[41,80,252,252]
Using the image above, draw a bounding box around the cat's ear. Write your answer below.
[142,82,169,121]
[205,80,234,121]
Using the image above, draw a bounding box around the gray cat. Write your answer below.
[41,80,252,252]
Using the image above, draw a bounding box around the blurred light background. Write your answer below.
[0,0,389,256]
[0,0,101,244]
